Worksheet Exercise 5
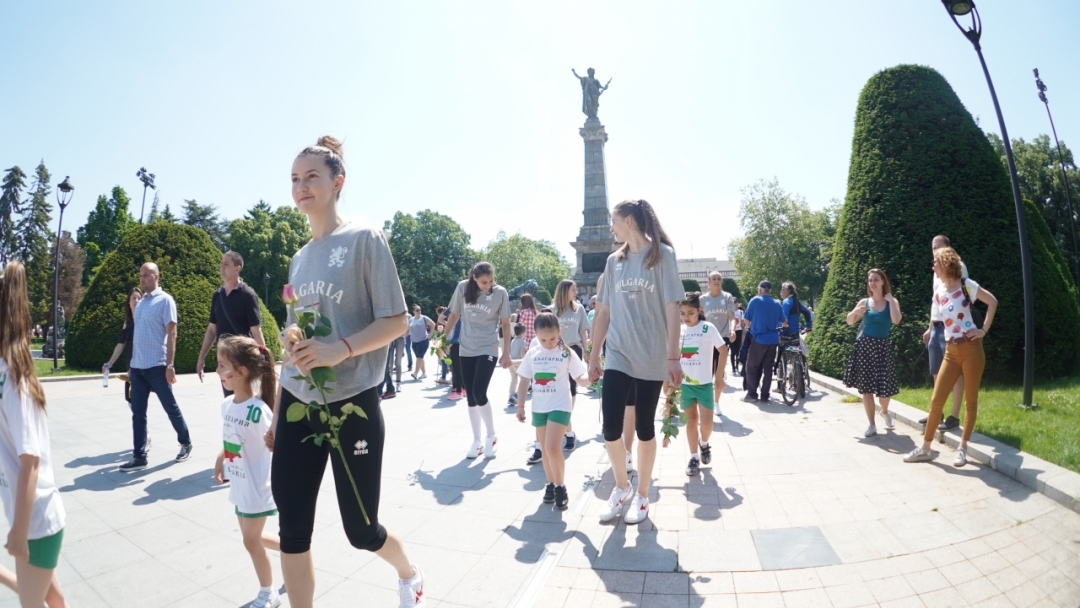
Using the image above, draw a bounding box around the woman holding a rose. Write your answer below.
[266,136,426,608]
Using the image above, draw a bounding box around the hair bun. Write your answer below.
[316,135,344,158]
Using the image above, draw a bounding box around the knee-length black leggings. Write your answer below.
[567,344,584,397]
[460,354,498,407]
[601,369,663,442]
[450,343,463,392]
[272,387,387,554]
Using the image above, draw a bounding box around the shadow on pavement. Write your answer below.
[133,468,225,505]
[501,503,575,563]
[64,451,129,468]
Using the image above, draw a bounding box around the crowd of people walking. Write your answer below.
[0,135,999,608]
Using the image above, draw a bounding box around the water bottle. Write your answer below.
[102,364,110,388]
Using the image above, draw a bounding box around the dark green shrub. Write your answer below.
[682,278,702,293]
[67,223,282,373]
[535,287,553,306]
[722,278,743,303]
[810,65,1080,384]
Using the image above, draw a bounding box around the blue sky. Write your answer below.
[3,1,1078,263]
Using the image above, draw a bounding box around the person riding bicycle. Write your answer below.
[780,282,812,341]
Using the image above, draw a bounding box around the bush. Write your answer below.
[682,278,702,293]
[67,223,282,373]
[535,287,553,306]
[809,65,1080,384]
[722,278,743,303]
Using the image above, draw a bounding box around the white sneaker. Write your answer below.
[954,447,967,467]
[904,447,934,463]
[625,492,650,524]
[484,435,498,459]
[398,565,426,607]
[251,589,281,608]
[466,440,483,459]
[599,485,634,522]
[864,425,877,437]
[883,411,895,429]
[625,453,634,472]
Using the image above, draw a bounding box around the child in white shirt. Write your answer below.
[213,336,282,608]
[514,313,588,510]
[678,292,727,477]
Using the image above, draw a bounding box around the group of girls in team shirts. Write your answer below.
[6,135,980,608]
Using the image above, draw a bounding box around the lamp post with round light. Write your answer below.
[263,272,270,307]
[136,167,156,223]
[52,177,74,372]
[940,0,1036,409]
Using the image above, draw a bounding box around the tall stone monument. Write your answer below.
[570,68,615,297]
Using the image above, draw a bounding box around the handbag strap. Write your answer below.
[959,279,984,329]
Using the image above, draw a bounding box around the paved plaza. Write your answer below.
[2,367,1079,608]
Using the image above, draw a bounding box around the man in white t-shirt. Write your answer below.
[921,235,967,430]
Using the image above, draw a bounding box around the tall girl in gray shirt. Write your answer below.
[444,262,512,460]
[588,199,684,525]
[267,136,425,608]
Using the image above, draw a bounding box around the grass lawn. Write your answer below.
[34,359,97,378]
[895,377,1080,474]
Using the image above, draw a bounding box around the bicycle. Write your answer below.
[777,332,809,406]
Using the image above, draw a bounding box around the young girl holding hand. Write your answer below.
[213,335,282,608]
[515,314,589,510]
[677,293,727,476]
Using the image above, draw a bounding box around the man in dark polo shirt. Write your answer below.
[196,251,266,395]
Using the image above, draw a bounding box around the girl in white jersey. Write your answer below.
[214,336,282,608]
[677,293,727,476]
[0,262,68,607]
[515,314,589,510]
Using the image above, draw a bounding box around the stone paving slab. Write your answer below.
[0,367,1077,607]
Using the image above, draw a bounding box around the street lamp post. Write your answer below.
[263,272,270,306]
[1034,69,1080,289]
[52,177,74,372]
[940,0,1036,409]
[136,167,156,223]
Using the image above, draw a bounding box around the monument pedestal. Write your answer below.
[571,117,615,297]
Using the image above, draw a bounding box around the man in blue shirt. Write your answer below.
[742,280,787,402]
[121,262,193,472]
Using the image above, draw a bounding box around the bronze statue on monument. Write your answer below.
[572,68,612,119]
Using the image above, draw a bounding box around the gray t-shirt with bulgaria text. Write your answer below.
[597,243,684,382]
[280,220,407,404]
[556,303,591,348]
[700,291,735,334]
[449,280,510,358]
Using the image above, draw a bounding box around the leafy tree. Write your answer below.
[810,65,1080,383]
[0,166,27,265]
[727,179,838,306]
[481,231,573,297]
[383,210,475,314]
[66,223,281,373]
[682,278,701,293]
[182,199,228,251]
[76,186,137,284]
[226,201,311,324]
[722,278,743,303]
[51,231,85,329]
[15,162,54,325]
[988,133,1080,280]
[146,191,179,223]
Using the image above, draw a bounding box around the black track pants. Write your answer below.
[460,354,498,407]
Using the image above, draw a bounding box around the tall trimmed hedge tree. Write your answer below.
[809,65,1080,384]
[67,222,282,373]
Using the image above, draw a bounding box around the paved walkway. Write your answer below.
[3,367,1078,607]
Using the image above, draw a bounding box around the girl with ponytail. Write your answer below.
[588,200,684,525]
[444,261,512,460]
[213,336,282,607]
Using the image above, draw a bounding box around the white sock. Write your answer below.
[468,407,482,441]
[691,452,699,460]
[260,585,273,594]
[700,442,709,449]
[565,430,576,438]
[478,403,496,437]
[535,441,542,451]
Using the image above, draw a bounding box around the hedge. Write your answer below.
[809,65,1080,384]
[722,278,743,303]
[682,278,702,293]
[67,222,282,373]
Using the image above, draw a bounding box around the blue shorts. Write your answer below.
[928,323,946,375]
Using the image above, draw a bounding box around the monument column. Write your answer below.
[570,116,615,296]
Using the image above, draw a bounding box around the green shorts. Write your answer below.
[28,528,63,570]
[532,410,572,427]
[680,383,714,411]
[235,506,278,519]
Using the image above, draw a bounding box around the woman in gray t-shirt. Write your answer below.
[588,199,684,526]
[407,306,435,380]
[444,261,512,460]
[267,136,425,606]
